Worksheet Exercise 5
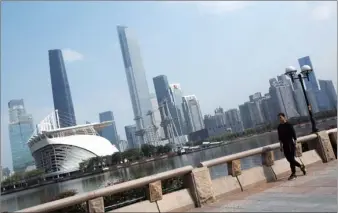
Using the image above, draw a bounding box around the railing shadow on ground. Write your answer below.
[13,128,337,213]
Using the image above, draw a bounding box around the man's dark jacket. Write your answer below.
[277,122,297,150]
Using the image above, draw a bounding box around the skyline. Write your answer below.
[1,1,337,169]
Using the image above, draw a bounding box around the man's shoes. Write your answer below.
[288,174,297,180]
[301,165,307,175]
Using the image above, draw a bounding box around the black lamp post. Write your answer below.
[285,65,318,133]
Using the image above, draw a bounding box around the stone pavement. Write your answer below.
[187,161,337,212]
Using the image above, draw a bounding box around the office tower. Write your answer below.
[99,111,119,147]
[150,93,165,139]
[117,26,155,145]
[125,124,139,149]
[260,94,275,123]
[8,99,35,172]
[117,140,128,152]
[169,83,187,135]
[293,89,308,117]
[153,75,172,138]
[248,92,265,125]
[224,109,244,133]
[239,102,253,129]
[182,95,204,134]
[298,56,319,91]
[306,90,320,113]
[269,80,299,119]
[319,80,337,110]
[214,107,227,127]
[48,49,77,128]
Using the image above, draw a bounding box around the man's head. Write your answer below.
[278,112,287,124]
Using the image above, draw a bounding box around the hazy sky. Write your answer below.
[1,1,337,170]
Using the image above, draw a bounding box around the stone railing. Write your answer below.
[15,129,337,213]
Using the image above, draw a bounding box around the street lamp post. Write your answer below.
[285,65,318,133]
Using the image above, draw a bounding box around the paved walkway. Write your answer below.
[188,161,337,212]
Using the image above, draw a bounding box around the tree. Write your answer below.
[111,152,122,164]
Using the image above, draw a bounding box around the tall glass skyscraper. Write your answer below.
[99,111,119,147]
[8,99,35,172]
[48,49,76,128]
[298,56,319,91]
[117,26,155,145]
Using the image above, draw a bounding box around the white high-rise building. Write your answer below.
[117,26,156,145]
[182,95,204,134]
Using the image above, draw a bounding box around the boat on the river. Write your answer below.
[27,110,119,177]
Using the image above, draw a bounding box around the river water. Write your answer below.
[1,120,335,212]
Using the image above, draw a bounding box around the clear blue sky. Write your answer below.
[1,1,337,170]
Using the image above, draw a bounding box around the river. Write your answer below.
[1,119,336,212]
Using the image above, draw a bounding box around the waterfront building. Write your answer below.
[293,89,308,117]
[8,99,35,172]
[150,93,165,139]
[48,49,77,128]
[182,95,204,134]
[319,80,337,110]
[99,111,119,147]
[224,108,244,133]
[117,26,155,145]
[239,102,253,129]
[306,90,320,113]
[28,110,118,175]
[169,83,187,135]
[214,107,227,127]
[260,94,275,123]
[269,78,299,119]
[117,140,128,152]
[125,124,139,149]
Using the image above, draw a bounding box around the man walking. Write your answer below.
[277,113,306,180]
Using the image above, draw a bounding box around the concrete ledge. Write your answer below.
[299,150,322,166]
[211,175,241,199]
[109,200,159,212]
[237,166,275,190]
[271,158,290,179]
[157,189,195,212]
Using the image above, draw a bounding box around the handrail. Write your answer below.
[199,130,336,168]
[16,166,193,213]
[15,128,337,213]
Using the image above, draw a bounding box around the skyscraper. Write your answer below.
[8,99,35,172]
[293,89,308,117]
[319,80,337,110]
[150,93,165,139]
[125,124,139,149]
[169,83,187,135]
[269,78,299,119]
[298,56,319,91]
[99,111,119,147]
[48,49,76,128]
[239,102,253,129]
[224,109,243,133]
[182,95,204,134]
[117,26,154,145]
[153,75,172,138]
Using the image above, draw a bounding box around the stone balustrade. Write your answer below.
[15,129,337,213]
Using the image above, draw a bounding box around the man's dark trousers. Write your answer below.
[283,140,302,174]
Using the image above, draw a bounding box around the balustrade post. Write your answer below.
[261,150,274,166]
[328,132,337,159]
[227,160,241,177]
[316,131,336,163]
[295,143,303,157]
[146,180,163,202]
[86,197,104,213]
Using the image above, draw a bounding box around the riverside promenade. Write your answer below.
[14,129,337,213]
[187,161,337,212]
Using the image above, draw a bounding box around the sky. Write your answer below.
[1,1,337,170]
